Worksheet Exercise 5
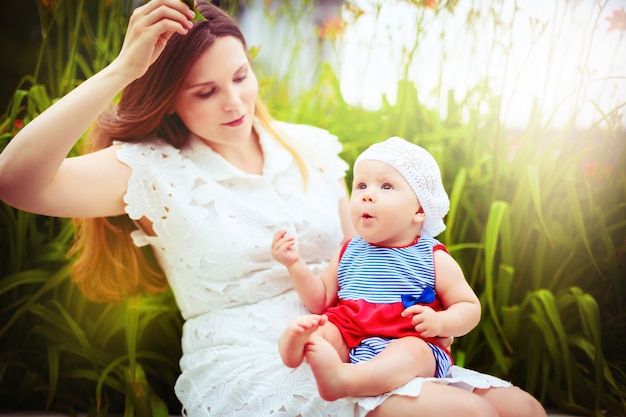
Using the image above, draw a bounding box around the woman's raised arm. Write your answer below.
[0,0,195,218]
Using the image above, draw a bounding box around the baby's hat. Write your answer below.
[354,137,450,237]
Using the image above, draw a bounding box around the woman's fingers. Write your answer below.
[116,0,195,80]
[134,0,195,34]
[133,0,195,20]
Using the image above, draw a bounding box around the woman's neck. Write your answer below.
[209,129,264,175]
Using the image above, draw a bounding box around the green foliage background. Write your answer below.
[0,1,624,416]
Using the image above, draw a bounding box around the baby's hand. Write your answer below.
[401,305,442,338]
[271,230,300,266]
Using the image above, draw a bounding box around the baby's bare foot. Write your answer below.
[305,335,350,401]
[279,315,327,368]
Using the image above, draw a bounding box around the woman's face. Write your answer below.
[172,36,258,148]
[349,160,424,247]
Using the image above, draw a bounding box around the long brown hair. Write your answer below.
[70,1,307,303]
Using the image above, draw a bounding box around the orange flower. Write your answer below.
[424,0,437,9]
[606,7,626,32]
[41,0,56,12]
[583,160,598,178]
[582,159,613,183]
[318,16,345,40]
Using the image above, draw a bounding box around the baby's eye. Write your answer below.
[355,182,367,190]
[381,183,393,190]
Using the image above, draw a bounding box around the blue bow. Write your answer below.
[401,287,436,308]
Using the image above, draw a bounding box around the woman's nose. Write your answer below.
[222,87,242,110]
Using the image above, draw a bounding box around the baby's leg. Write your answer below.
[278,314,327,368]
[307,336,436,401]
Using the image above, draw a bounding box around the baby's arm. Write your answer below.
[271,230,339,313]
[402,250,481,338]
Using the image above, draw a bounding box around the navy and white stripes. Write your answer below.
[338,235,440,304]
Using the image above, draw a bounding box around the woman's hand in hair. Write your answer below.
[114,0,196,81]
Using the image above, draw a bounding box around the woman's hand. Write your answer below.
[114,0,196,81]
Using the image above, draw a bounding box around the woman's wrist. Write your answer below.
[101,57,142,92]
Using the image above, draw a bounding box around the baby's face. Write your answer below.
[350,160,424,247]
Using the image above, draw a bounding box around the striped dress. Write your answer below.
[325,235,453,378]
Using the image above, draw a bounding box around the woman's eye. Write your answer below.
[234,75,247,83]
[197,89,215,98]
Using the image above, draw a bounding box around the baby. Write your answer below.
[272,137,481,400]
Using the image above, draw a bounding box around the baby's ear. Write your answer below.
[414,209,426,225]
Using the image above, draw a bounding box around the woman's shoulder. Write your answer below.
[273,120,331,134]
[116,137,178,153]
[116,137,181,164]
[271,120,348,175]
[115,137,190,184]
[270,120,344,159]
[272,120,339,146]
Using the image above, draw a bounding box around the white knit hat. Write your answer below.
[354,137,450,237]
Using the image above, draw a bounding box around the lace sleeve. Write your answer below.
[115,140,192,246]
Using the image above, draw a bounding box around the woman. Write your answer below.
[0,1,547,416]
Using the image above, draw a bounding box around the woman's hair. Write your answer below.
[70,1,307,303]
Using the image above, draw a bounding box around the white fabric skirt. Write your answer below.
[174,290,511,417]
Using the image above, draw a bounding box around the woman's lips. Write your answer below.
[223,115,245,127]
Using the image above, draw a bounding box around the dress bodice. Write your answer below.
[117,120,348,320]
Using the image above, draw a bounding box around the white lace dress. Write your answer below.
[116,120,511,417]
